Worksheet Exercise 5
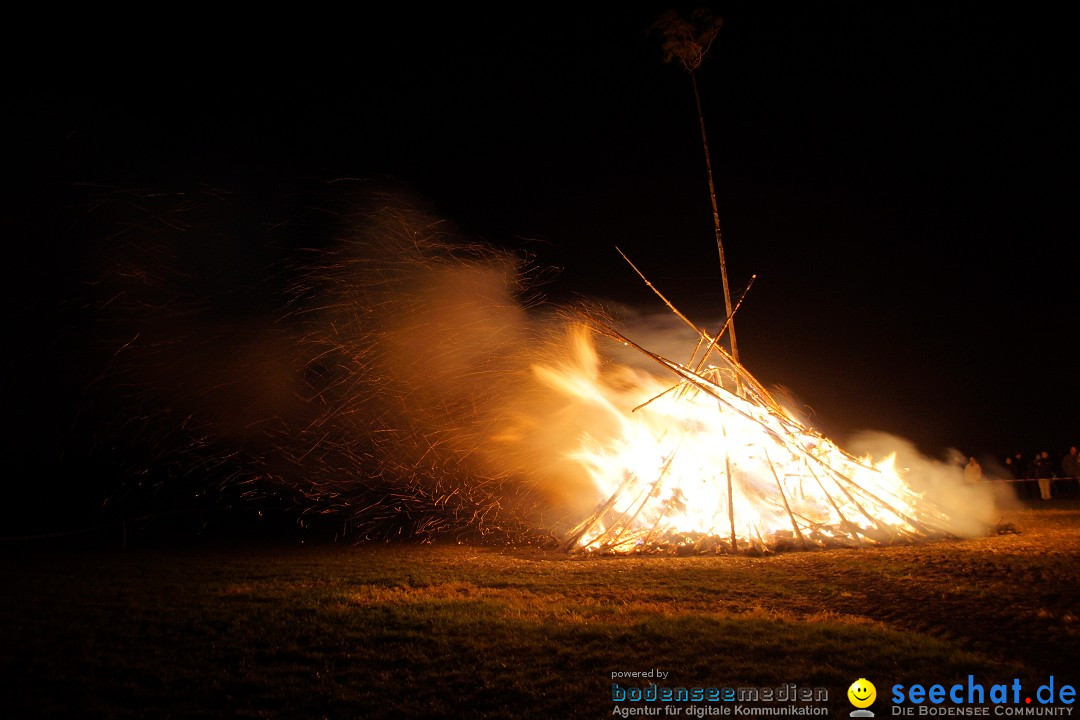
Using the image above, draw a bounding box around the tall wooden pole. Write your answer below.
[690,70,739,363]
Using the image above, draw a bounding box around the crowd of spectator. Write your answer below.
[998,445,1079,500]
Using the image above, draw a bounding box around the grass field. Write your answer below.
[4,499,1079,719]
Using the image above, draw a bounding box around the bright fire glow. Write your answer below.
[537,325,962,554]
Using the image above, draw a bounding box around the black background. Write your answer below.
[5,4,1078,528]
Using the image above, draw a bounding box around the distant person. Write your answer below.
[964,456,983,484]
[1004,456,1020,497]
[1063,446,1079,498]
[1019,455,1036,479]
[1022,453,1039,498]
[1013,452,1034,498]
[1062,446,1078,479]
[1034,450,1054,500]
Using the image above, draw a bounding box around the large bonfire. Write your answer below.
[534,265,981,554]
[83,186,995,551]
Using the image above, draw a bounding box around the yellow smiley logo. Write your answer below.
[848,678,876,708]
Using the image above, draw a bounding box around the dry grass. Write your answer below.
[3,499,1078,719]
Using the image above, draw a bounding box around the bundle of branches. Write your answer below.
[561,292,987,555]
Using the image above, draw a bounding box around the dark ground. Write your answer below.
[4,496,1079,719]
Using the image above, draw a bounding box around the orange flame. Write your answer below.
[534,325,971,554]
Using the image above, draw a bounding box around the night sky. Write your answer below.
[6,3,1078,513]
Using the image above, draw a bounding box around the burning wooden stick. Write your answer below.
[563,306,977,554]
